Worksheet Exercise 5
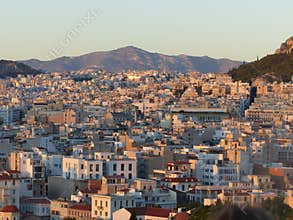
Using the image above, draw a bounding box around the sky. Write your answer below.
[1,0,293,61]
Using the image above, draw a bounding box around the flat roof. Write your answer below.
[171,107,228,113]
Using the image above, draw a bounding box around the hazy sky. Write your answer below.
[1,0,293,61]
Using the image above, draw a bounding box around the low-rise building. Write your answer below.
[21,197,51,218]
[91,190,144,220]
[113,207,172,220]
[67,204,91,220]
[161,177,197,192]
[0,171,20,209]
[0,205,20,220]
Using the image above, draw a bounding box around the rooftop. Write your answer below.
[127,207,171,218]
[69,204,91,211]
[0,205,19,213]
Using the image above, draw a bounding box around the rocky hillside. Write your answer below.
[22,46,241,73]
[0,60,42,78]
[228,36,293,82]
[275,36,293,54]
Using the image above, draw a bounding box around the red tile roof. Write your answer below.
[1,205,19,213]
[69,204,91,211]
[167,161,191,165]
[4,170,21,174]
[127,207,171,218]
[0,173,16,180]
[104,175,125,179]
[162,177,198,183]
[175,212,189,220]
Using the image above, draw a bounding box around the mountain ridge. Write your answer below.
[0,60,42,78]
[21,46,241,73]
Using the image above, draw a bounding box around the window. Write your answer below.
[90,164,93,172]
[81,164,84,169]
[129,173,132,179]
[129,164,132,171]
[113,164,117,171]
[105,212,108,217]
[105,201,108,207]
[121,164,124,171]
[96,164,99,172]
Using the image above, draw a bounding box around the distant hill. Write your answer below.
[22,46,241,73]
[0,60,42,78]
[229,36,293,82]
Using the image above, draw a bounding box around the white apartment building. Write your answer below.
[9,151,45,179]
[94,152,115,160]
[135,177,177,208]
[196,152,239,186]
[161,176,198,192]
[62,157,103,180]
[41,154,63,177]
[0,106,22,125]
[41,135,57,153]
[142,188,177,209]
[21,197,51,217]
[92,190,144,220]
[95,152,137,180]
[63,153,137,181]
[104,158,137,180]
[19,178,33,197]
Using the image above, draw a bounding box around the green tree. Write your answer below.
[262,197,293,220]
[130,211,137,220]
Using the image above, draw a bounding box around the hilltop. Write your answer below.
[229,36,293,82]
[0,60,42,78]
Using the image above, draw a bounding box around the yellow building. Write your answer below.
[0,205,20,220]
[50,199,73,220]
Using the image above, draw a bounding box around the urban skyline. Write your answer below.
[1,1,293,220]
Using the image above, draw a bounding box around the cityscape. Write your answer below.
[1,1,293,220]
